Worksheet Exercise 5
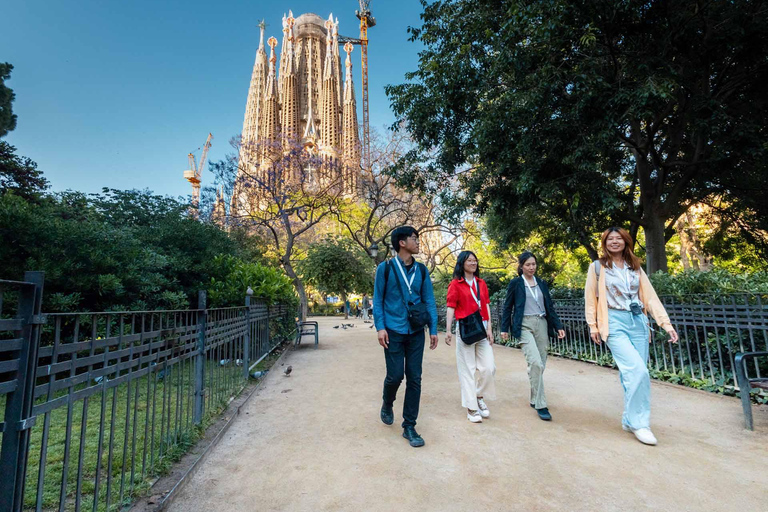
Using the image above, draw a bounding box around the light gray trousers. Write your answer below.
[519,316,549,409]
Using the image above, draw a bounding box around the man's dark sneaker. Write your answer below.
[380,403,394,425]
[530,403,535,408]
[536,407,552,421]
[402,426,425,447]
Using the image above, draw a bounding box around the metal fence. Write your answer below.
[0,273,295,512]
[480,293,768,392]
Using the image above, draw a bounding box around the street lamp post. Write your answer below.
[369,242,379,262]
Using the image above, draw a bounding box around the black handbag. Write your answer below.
[459,309,487,344]
[407,302,430,330]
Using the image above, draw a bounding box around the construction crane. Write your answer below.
[339,1,375,172]
[183,132,213,218]
[356,1,374,173]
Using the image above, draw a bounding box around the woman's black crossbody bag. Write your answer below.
[459,310,487,345]
[459,280,487,344]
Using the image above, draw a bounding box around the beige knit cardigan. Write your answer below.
[584,261,672,340]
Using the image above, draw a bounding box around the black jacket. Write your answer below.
[500,276,563,339]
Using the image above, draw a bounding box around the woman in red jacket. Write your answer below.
[445,251,496,423]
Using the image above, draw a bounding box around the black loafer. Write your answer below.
[536,407,552,421]
[402,426,425,447]
[380,403,394,425]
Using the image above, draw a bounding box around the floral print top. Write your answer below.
[603,263,644,311]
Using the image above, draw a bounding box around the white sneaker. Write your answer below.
[476,398,490,418]
[630,427,657,445]
[467,410,483,423]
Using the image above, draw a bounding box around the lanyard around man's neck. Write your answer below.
[393,257,416,294]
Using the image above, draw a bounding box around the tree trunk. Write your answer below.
[675,218,692,270]
[342,291,349,319]
[282,259,308,320]
[644,213,668,274]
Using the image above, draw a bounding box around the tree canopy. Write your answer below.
[386,0,768,272]
[0,188,269,311]
[299,237,374,317]
[0,63,16,138]
[1,140,49,202]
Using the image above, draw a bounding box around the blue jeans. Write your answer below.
[607,310,651,429]
[383,328,425,428]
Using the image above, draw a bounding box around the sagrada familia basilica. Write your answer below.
[230,12,362,216]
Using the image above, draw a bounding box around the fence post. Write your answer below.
[243,288,253,380]
[0,271,44,512]
[193,290,207,425]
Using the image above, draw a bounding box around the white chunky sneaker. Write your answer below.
[477,398,490,418]
[631,427,657,445]
[467,409,483,423]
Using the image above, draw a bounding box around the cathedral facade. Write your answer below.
[234,12,362,214]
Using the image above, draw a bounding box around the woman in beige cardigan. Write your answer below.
[585,227,678,445]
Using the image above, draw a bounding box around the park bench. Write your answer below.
[295,320,319,349]
[734,351,768,430]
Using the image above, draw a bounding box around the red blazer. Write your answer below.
[446,277,490,321]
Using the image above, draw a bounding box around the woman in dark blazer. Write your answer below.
[500,252,565,421]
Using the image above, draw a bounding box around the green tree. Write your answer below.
[0,141,49,202]
[207,255,297,308]
[0,187,272,311]
[386,0,768,272]
[0,63,16,138]
[299,237,374,319]
[211,135,346,320]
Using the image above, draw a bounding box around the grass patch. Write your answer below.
[1,337,291,512]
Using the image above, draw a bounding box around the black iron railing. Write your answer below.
[0,275,294,512]
[437,293,768,392]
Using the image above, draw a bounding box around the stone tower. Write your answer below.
[234,12,361,214]
[240,20,268,172]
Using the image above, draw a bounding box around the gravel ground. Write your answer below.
[168,317,768,512]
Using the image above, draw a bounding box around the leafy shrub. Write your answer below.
[309,304,342,316]
[648,268,768,297]
[1,189,270,311]
[548,267,768,299]
[207,255,297,308]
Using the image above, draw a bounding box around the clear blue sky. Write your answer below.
[1,0,424,197]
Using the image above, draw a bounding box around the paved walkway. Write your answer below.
[168,317,767,512]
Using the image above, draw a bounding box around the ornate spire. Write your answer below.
[333,16,342,109]
[342,42,361,196]
[278,12,292,101]
[258,19,267,49]
[241,21,269,158]
[319,14,341,160]
[260,36,281,173]
[280,13,299,140]
[212,186,227,228]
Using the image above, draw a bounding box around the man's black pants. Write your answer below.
[382,328,425,428]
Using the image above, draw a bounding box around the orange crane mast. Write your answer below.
[340,1,375,172]
[356,1,375,173]
[183,133,213,218]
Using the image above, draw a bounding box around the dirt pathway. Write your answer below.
[168,317,767,512]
